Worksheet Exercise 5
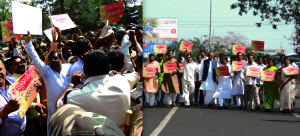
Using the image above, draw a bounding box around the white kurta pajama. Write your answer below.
[213,64,233,106]
[199,60,217,105]
[181,58,198,106]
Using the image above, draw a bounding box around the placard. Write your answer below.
[1,21,24,42]
[232,61,246,71]
[179,41,193,53]
[283,67,299,76]
[179,63,184,73]
[143,67,156,78]
[100,1,124,24]
[44,28,58,42]
[12,1,42,35]
[216,66,229,77]
[163,62,177,73]
[9,66,37,119]
[49,14,76,30]
[154,44,167,54]
[261,71,276,82]
[232,45,246,55]
[251,40,264,51]
[246,67,261,77]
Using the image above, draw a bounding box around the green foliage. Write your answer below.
[231,0,300,29]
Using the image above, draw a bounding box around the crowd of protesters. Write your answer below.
[144,49,299,113]
[0,22,143,136]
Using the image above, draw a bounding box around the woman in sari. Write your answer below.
[278,58,295,112]
[262,59,279,111]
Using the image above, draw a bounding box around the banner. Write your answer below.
[232,61,246,71]
[143,19,178,40]
[100,1,124,24]
[12,1,42,35]
[179,41,193,53]
[256,49,286,55]
[143,43,177,58]
[163,62,177,73]
[261,71,276,82]
[154,44,167,54]
[232,45,246,55]
[216,66,229,77]
[143,67,156,78]
[246,67,260,77]
[251,40,264,51]
[9,66,37,119]
[283,67,299,76]
[179,63,184,73]
[49,14,76,30]
[1,21,24,42]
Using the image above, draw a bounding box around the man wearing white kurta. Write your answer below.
[213,57,233,109]
[199,52,217,107]
[180,50,198,107]
[241,55,260,111]
[232,52,245,109]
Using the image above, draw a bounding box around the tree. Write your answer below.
[212,31,250,48]
[231,0,300,29]
[212,41,226,54]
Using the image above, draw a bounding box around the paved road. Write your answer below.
[144,98,300,136]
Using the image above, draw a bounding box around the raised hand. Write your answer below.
[35,103,46,118]
[23,31,32,44]
[11,36,18,48]
[71,71,83,87]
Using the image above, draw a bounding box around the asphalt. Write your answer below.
[144,98,300,136]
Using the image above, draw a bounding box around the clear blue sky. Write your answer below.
[143,0,295,54]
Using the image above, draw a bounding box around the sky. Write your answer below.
[143,0,295,54]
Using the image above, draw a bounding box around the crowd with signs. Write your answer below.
[143,48,299,113]
[0,18,144,136]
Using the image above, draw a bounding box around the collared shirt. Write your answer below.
[194,61,201,81]
[256,63,267,85]
[241,62,259,85]
[26,42,72,134]
[62,74,130,131]
[120,34,134,73]
[109,70,140,90]
[0,79,26,136]
[70,58,85,88]
[182,58,198,82]
[202,56,208,61]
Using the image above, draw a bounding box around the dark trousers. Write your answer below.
[194,82,204,105]
[176,80,183,104]
[24,117,43,136]
[155,89,165,103]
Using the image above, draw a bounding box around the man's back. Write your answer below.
[66,74,130,131]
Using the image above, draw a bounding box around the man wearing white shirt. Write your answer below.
[194,54,204,106]
[256,56,267,107]
[56,50,130,131]
[24,31,72,135]
[200,50,208,60]
[180,50,198,107]
[70,39,94,88]
[198,52,218,108]
[241,54,260,111]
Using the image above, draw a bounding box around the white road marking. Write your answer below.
[149,107,178,136]
[292,113,300,117]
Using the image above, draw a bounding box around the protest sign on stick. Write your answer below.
[49,14,76,30]
[261,71,276,82]
[246,67,261,77]
[100,1,124,24]
[154,44,167,54]
[232,45,245,55]
[12,1,42,35]
[163,62,177,73]
[232,61,246,71]
[251,40,264,51]
[179,41,193,53]
[216,66,229,77]
[283,67,299,76]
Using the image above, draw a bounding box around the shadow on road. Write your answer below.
[260,119,300,123]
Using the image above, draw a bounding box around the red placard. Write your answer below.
[251,40,264,51]
[179,41,193,53]
[232,61,246,71]
[283,67,299,76]
[179,63,184,73]
[261,71,275,82]
[232,45,246,55]
[163,62,177,73]
[143,67,156,78]
[216,66,229,77]
[246,67,261,77]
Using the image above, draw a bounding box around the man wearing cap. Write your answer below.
[56,50,130,131]
[49,104,125,136]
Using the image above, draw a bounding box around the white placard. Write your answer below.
[12,1,42,35]
[44,28,58,42]
[49,14,76,30]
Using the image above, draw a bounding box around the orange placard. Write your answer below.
[283,67,299,76]
[232,45,246,55]
[246,67,260,77]
[143,67,156,78]
[232,61,246,71]
[163,62,177,73]
[100,1,124,24]
[261,71,276,82]
[216,66,229,77]
[1,21,23,42]
[179,41,193,53]
[154,44,167,54]
[251,40,264,51]
[9,66,37,119]
[179,63,184,73]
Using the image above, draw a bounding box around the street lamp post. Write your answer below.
[209,0,212,51]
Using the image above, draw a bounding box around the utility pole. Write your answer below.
[209,0,212,51]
